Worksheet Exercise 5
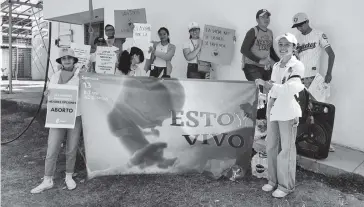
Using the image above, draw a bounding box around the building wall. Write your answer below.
[44,0,364,151]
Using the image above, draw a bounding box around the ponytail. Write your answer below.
[117,47,145,75]
[118,50,132,75]
[293,44,300,60]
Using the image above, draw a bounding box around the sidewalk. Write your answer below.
[2,80,364,178]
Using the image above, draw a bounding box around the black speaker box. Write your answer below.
[296,100,336,160]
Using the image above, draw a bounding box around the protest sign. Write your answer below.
[308,73,330,102]
[70,43,91,70]
[114,8,147,38]
[45,84,78,129]
[133,23,152,51]
[95,46,118,74]
[199,25,235,65]
[79,73,258,179]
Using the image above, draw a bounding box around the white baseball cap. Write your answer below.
[188,22,200,31]
[292,13,309,28]
[56,48,79,64]
[275,33,298,45]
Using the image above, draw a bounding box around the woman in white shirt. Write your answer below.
[256,33,305,198]
[31,48,82,194]
[115,47,145,76]
[183,22,206,79]
[149,27,176,78]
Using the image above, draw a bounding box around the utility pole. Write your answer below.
[8,0,13,93]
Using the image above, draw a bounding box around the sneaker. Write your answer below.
[272,189,288,198]
[262,184,275,192]
[329,145,335,152]
[65,177,77,190]
[30,179,54,194]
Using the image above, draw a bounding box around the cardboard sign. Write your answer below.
[45,84,78,129]
[114,8,147,38]
[70,43,91,70]
[133,23,152,51]
[200,25,235,65]
[95,46,118,74]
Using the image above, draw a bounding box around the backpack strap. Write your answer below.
[287,74,303,100]
[253,26,259,39]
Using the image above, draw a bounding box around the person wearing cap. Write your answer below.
[183,22,209,79]
[291,13,335,87]
[292,13,336,152]
[256,33,305,198]
[31,48,83,194]
[241,9,280,122]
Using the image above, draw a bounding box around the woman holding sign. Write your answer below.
[183,22,210,79]
[255,33,304,198]
[31,48,82,194]
[116,46,145,76]
[149,27,176,78]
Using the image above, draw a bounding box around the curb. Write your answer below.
[254,139,364,178]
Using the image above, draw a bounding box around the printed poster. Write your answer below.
[79,73,258,179]
[45,84,78,129]
[95,46,118,74]
[114,8,147,38]
[200,25,235,65]
[70,43,91,70]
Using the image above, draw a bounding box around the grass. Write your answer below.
[1,99,364,207]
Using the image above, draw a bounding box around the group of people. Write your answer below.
[31,9,335,199]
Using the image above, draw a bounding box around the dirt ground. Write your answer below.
[1,100,364,207]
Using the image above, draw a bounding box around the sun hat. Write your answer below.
[55,48,79,64]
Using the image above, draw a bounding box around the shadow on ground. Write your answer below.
[1,100,364,207]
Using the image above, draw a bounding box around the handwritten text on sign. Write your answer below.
[45,84,78,129]
[70,43,91,69]
[114,8,147,38]
[133,23,151,51]
[95,46,117,74]
[199,25,235,65]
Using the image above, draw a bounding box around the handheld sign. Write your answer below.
[114,8,147,38]
[308,73,330,102]
[133,23,152,51]
[70,43,91,70]
[200,25,235,65]
[95,46,118,74]
[45,84,78,129]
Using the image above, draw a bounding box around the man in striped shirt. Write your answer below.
[292,13,336,152]
[292,13,336,88]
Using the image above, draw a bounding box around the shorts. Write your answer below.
[243,64,271,81]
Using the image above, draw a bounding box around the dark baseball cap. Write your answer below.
[256,9,271,19]
[94,36,106,45]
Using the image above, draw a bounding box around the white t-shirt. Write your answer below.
[153,43,169,67]
[295,29,331,78]
[183,39,199,63]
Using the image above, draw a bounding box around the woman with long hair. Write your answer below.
[256,33,305,198]
[182,22,208,79]
[116,47,145,76]
[31,48,82,194]
[149,27,176,78]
